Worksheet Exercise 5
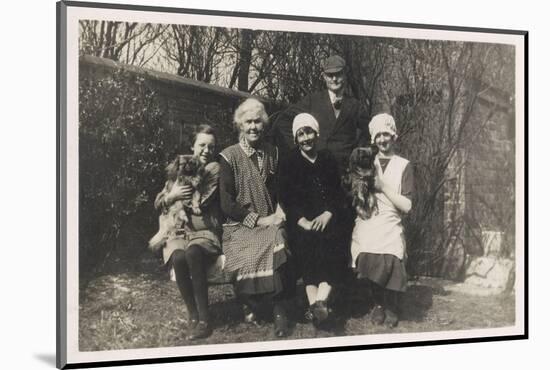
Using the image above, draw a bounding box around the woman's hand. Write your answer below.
[257,213,285,227]
[311,211,333,232]
[165,184,193,205]
[373,161,412,213]
[297,217,313,231]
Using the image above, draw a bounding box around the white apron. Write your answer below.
[350,154,409,267]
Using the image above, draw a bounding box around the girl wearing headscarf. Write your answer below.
[350,113,415,328]
[279,113,351,325]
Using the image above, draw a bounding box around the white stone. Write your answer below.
[448,256,514,295]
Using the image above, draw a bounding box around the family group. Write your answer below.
[150,55,414,340]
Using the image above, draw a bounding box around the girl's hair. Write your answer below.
[233,98,269,130]
[192,123,217,143]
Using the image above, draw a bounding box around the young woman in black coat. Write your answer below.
[278,113,351,325]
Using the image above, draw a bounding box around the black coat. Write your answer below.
[278,149,353,284]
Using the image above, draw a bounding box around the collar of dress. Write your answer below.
[300,150,318,164]
[239,138,264,158]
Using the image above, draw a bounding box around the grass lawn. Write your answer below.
[79,256,515,351]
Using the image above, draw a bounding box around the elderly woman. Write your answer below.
[219,98,294,337]
[278,113,351,325]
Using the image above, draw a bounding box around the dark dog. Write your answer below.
[148,155,206,251]
[173,154,206,217]
[343,146,378,220]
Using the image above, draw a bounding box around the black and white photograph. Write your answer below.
[56,0,526,368]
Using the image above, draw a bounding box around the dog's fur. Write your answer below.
[148,155,207,251]
[343,146,378,220]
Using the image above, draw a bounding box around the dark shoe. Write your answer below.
[304,305,315,322]
[187,318,199,330]
[274,312,289,337]
[312,300,329,323]
[187,321,212,340]
[370,305,385,326]
[384,308,399,328]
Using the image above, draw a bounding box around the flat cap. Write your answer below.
[323,55,346,73]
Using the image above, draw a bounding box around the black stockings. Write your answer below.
[172,246,210,323]
[370,281,400,314]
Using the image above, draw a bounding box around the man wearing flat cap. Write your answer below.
[269,54,370,173]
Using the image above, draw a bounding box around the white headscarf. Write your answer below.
[292,113,320,139]
[369,113,398,143]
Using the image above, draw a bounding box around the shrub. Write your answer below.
[79,68,175,278]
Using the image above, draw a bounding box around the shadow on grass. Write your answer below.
[209,297,244,329]
[400,285,435,322]
[329,279,439,324]
[207,284,350,338]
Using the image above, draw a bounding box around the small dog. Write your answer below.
[343,146,378,220]
[148,155,206,251]
[172,154,206,218]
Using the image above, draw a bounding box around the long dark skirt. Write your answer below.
[290,223,349,286]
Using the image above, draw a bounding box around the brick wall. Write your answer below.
[439,91,514,278]
[464,95,515,258]
[79,55,281,155]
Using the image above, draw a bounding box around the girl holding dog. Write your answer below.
[350,113,414,328]
[153,124,222,340]
[278,113,351,325]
